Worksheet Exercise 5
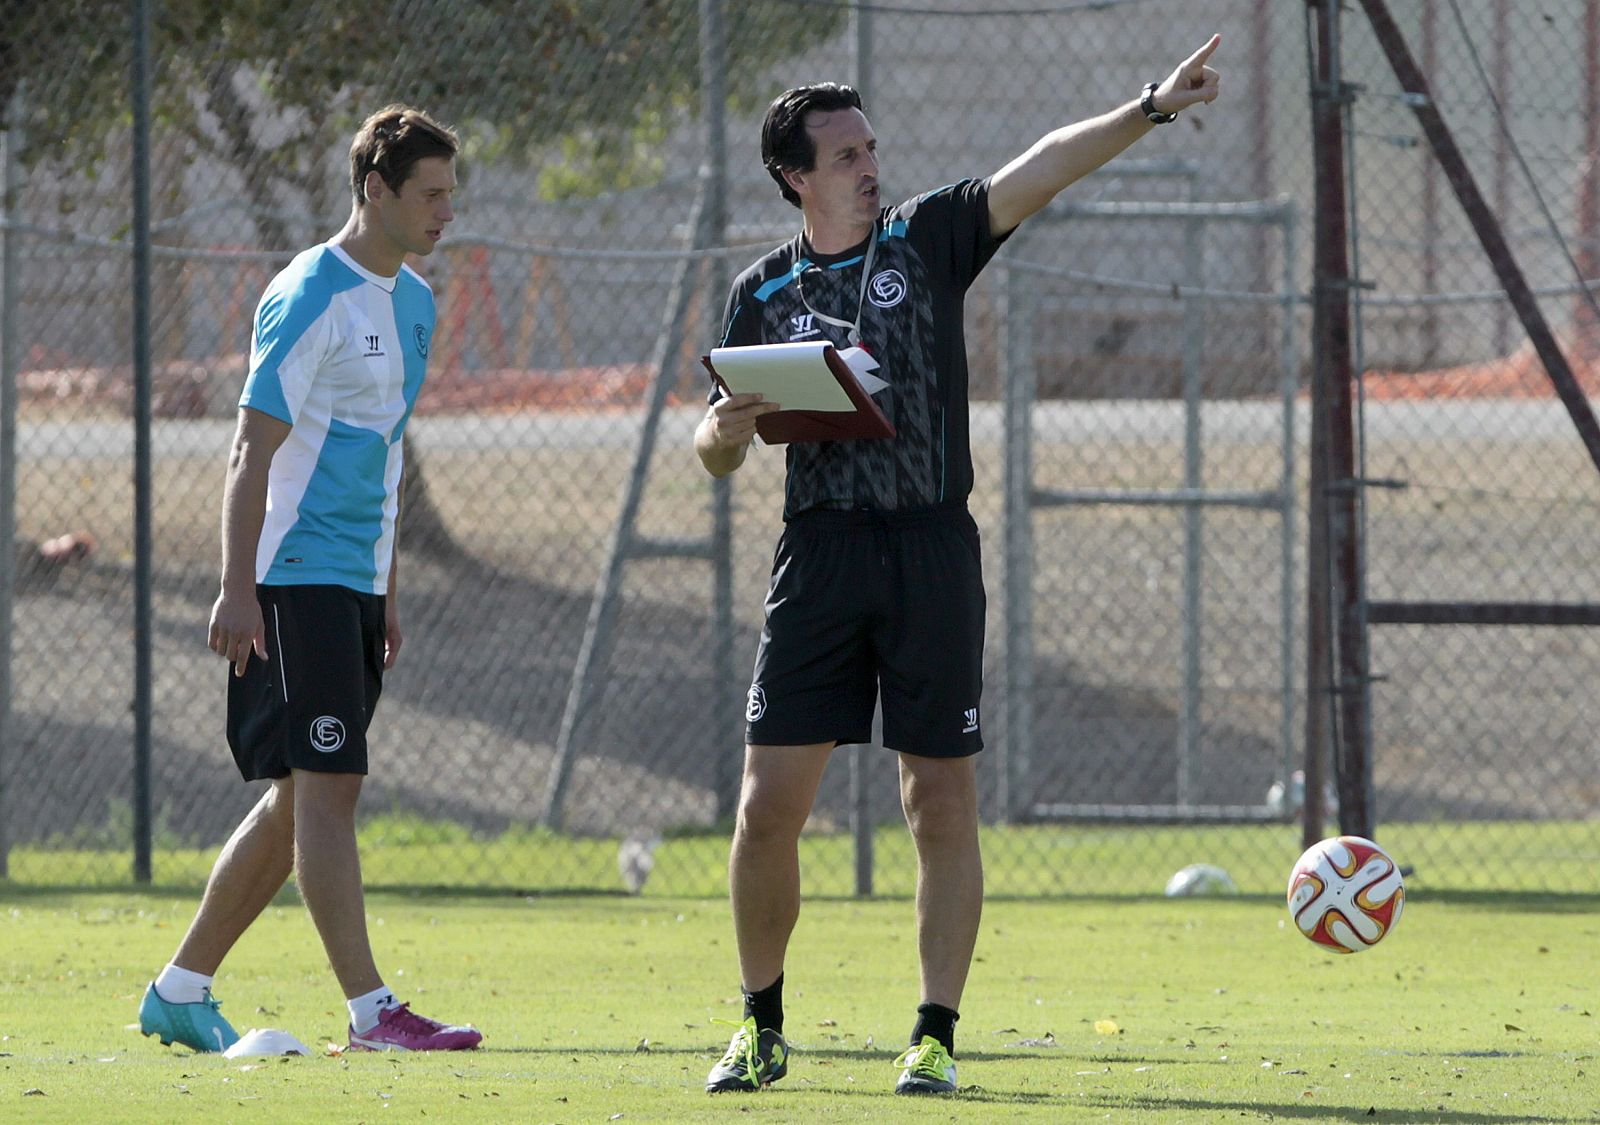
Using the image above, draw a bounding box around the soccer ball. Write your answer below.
[1265,769,1338,820]
[1163,863,1238,897]
[1286,835,1405,953]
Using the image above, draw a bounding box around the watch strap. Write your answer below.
[1141,82,1177,124]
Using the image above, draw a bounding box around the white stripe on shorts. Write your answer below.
[272,603,288,703]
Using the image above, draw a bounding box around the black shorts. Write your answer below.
[745,504,986,758]
[227,584,385,781]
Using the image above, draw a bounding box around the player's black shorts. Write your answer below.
[227,583,385,781]
[745,503,986,758]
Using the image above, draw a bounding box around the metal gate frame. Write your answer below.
[999,198,1301,823]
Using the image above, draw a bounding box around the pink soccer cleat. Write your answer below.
[347,1003,482,1052]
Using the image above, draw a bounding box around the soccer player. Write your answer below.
[696,40,1222,1094]
[138,105,481,1054]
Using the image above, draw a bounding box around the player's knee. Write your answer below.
[262,781,296,826]
[902,781,977,842]
[735,783,811,843]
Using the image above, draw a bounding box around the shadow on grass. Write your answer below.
[482,1044,1210,1066]
[788,1085,1065,1105]
[1397,889,1600,914]
[1078,1092,1580,1123]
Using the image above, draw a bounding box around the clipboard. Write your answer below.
[700,343,896,445]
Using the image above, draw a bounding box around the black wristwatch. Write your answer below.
[1141,83,1177,124]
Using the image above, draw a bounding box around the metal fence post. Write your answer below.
[850,0,875,895]
[1303,0,1351,847]
[131,0,155,883]
[0,85,23,880]
[1177,215,1206,807]
[1277,203,1300,806]
[999,264,1034,823]
[701,0,739,825]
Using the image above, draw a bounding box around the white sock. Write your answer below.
[154,963,214,1006]
[348,985,401,1034]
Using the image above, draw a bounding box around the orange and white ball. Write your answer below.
[1287,835,1405,953]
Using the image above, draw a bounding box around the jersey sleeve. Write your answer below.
[899,177,1012,290]
[239,280,336,424]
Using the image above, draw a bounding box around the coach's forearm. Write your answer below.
[695,417,750,477]
[988,100,1153,234]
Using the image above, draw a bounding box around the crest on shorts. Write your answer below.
[746,683,767,723]
[310,715,347,753]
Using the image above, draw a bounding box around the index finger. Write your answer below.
[1185,33,1221,69]
[719,392,768,409]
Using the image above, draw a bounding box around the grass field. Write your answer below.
[9,819,1600,897]
[2,886,1594,1123]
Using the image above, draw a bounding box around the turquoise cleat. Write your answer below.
[138,982,240,1053]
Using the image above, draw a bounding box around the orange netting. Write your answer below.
[1361,336,1600,400]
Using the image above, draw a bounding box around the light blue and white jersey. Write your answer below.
[240,242,433,594]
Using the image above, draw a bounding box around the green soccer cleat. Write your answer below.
[138,982,240,1053]
[894,1035,958,1094]
[705,1016,789,1092]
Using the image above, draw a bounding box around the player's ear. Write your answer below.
[782,166,808,199]
[363,169,388,204]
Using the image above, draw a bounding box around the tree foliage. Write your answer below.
[4,0,845,225]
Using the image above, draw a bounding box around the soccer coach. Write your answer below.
[696,36,1222,1096]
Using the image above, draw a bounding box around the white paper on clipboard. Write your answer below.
[707,342,855,412]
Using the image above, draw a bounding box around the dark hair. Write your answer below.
[760,83,864,209]
[349,104,460,205]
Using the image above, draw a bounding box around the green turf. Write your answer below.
[10,818,1600,896]
[1,888,1593,1122]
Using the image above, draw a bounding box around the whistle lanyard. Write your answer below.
[795,225,877,348]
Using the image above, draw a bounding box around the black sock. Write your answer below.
[910,1002,959,1055]
[743,973,784,1034]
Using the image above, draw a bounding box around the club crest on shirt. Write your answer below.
[413,324,429,357]
[868,269,907,308]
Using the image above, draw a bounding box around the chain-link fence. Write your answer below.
[2,1,1595,895]
[1332,1,1600,876]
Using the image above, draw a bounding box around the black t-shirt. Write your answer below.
[715,177,1010,518]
